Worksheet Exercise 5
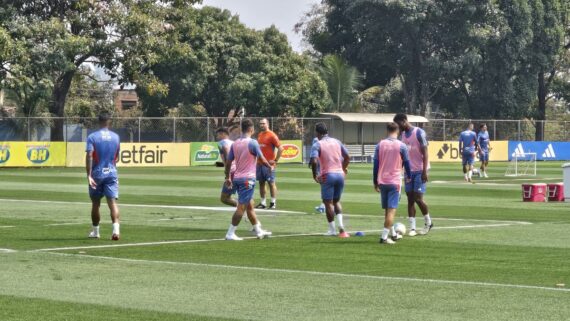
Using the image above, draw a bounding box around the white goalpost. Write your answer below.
[505,152,537,177]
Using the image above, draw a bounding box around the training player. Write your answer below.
[310,122,350,238]
[477,124,491,178]
[224,119,273,241]
[374,122,412,245]
[216,127,237,207]
[86,113,121,241]
[459,122,481,183]
[255,118,283,209]
[393,113,433,236]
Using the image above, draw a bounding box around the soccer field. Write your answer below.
[0,162,569,321]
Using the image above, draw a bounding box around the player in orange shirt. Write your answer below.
[255,118,283,209]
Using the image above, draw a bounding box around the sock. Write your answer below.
[328,221,336,233]
[253,223,262,233]
[227,224,237,236]
[390,225,396,237]
[270,198,276,204]
[92,225,99,234]
[336,214,345,230]
[381,228,390,240]
[409,217,416,231]
[468,170,473,179]
[260,198,267,206]
[424,214,432,226]
[112,223,120,235]
[320,203,325,208]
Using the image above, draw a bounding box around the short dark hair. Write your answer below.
[215,127,229,136]
[393,113,407,123]
[98,113,111,123]
[315,122,328,135]
[387,122,399,133]
[241,119,254,132]
[480,123,487,129]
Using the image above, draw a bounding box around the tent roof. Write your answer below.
[320,113,429,123]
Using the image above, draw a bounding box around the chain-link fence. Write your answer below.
[1,117,569,143]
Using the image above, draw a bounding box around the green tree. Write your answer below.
[319,54,362,112]
[136,6,329,117]
[0,0,198,140]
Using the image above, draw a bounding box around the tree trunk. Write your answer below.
[49,71,75,141]
[536,71,547,141]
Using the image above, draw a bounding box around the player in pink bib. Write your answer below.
[310,122,351,238]
[374,122,412,244]
[394,113,433,236]
[224,119,273,241]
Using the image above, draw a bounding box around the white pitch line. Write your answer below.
[0,198,305,214]
[45,222,85,226]
[0,248,17,253]
[150,217,208,222]
[30,221,526,252]
[43,251,570,293]
[0,226,15,228]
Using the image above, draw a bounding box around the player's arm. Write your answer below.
[273,135,283,164]
[372,144,380,192]
[340,143,350,174]
[309,141,320,183]
[224,146,235,184]
[85,137,97,188]
[251,140,271,168]
[401,144,412,181]
[458,136,463,157]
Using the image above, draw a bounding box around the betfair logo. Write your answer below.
[0,147,10,164]
[436,143,460,160]
[27,147,50,164]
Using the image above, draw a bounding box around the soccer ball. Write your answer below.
[394,222,406,236]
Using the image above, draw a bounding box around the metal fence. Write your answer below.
[0,117,568,144]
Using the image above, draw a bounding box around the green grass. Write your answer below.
[1,162,569,320]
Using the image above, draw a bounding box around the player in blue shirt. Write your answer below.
[86,113,121,240]
[458,123,481,183]
[216,127,237,207]
[477,124,491,178]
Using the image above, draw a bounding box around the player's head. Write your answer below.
[467,122,474,131]
[315,122,328,139]
[241,119,255,135]
[215,127,229,140]
[393,113,409,131]
[480,123,487,132]
[386,122,399,137]
[259,118,269,132]
[98,113,111,128]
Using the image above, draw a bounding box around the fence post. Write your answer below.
[300,119,304,164]
[442,119,446,141]
[27,117,31,141]
[517,120,521,141]
[493,120,497,141]
[207,117,210,142]
[138,117,141,142]
[173,117,176,142]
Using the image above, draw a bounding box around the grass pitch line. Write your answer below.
[0,198,305,214]
[0,248,17,253]
[44,251,570,293]
[31,222,524,252]
[0,225,16,228]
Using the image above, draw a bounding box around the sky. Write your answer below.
[200,0,319,52]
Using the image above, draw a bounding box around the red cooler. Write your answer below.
[522,183,547,202]
[547,183,565,202]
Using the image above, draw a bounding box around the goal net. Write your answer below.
[505,152,536,177]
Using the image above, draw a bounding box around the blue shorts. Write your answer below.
[479,151,489,162]
[462,152,475,166]
[221,181,237,195]
[320,173,344,201]
[405,171,427,194]
[89,176,119,199]
[256,165,276,183]
[234,177,256,204]
[380,184,400,209]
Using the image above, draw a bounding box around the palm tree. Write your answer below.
[319,54,362,112]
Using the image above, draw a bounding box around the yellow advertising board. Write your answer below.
[0,142,66,167]
[428,140,509,162]
[66,142,190,167]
